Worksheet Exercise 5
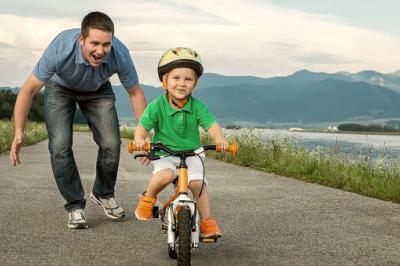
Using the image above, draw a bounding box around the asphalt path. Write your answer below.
[1,132,400,265]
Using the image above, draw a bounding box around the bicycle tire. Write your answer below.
[177,208,191,266]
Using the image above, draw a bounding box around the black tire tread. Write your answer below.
[177,208,191,266]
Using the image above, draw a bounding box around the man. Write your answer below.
[9,11,147,229]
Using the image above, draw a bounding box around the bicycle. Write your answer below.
[128,141,238,265]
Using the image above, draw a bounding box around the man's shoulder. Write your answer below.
[53,28,80,43]
[111,36,130,56]
[48,28,80,52]
[108,36,133,70]
[60,28,80,36]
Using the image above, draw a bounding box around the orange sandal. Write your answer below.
[135,194,156,220]
[200,218,223,239]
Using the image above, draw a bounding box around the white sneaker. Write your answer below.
[90,192,125,219]
[68,209,88,229]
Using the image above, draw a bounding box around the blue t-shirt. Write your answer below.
[33,28,138,91]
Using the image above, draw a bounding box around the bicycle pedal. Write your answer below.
[152,206,159,218]
[161,223,168,230]
[200,237,218,243]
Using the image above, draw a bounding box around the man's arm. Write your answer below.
[9,73,44,165]
[127,82,147,120]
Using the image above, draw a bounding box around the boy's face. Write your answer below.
[164,67,197,101]
[79,28,112,67]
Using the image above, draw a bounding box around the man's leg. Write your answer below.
[78,82,124,219]
[44,83,86,211]
[78,82,121,198]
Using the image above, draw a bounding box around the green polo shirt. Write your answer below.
[139,94,216,151]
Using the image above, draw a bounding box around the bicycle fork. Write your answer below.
[167,195,200,249]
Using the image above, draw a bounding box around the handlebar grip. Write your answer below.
[128,141,151,153]
[216,142,239,155]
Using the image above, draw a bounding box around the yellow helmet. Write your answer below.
[157,47,203,81]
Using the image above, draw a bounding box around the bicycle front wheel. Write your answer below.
[177,207,191,266]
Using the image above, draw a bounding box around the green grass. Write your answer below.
[203,129,400,204]
[0,120,48,155]
[120,127,135,139]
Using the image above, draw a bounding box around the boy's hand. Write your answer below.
[215,137,229,152]
[133,138,151,166]
[133,138,147,151]
[145,135,152,144]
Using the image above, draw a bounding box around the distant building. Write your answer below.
[289,127,303,132]
[328,126,339,132]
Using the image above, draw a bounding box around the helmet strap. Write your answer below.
[169,95,190,109]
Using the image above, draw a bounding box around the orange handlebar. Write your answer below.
[216,142,239,155]
[128,141,239,155]
[127,141,151,153]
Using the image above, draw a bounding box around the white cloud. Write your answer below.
[0,0,399,87]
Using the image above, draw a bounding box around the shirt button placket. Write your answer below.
[178,111,184,135]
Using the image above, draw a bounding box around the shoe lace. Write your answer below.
[107,198,119,209]
[72,209,86,221]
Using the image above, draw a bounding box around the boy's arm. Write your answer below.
[207,123,229,151]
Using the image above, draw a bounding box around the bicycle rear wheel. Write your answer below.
[177,208,191,266]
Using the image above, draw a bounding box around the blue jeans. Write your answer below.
[44,81,121,211]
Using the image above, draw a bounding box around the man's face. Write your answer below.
[79,28,112,67]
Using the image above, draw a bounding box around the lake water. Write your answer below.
[226,128,400,161]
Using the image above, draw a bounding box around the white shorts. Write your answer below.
[152,148,207,184]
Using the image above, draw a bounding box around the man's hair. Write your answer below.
[81,11,114,38]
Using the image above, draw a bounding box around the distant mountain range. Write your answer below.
[3,69,400,127]
[113,70,400,127]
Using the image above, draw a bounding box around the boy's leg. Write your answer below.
[136,169,175,220]
[190,181,222,238]
[187,154,222,238]
[145,169,176,197]
[189,181,211,220]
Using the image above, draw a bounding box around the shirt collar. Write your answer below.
[163,94,193,116]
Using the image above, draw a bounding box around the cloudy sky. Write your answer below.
[0,0,399,87]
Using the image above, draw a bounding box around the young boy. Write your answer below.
[133,47,228,238]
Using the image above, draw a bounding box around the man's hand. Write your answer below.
[9,132,25,166]
[9,73,44,166]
